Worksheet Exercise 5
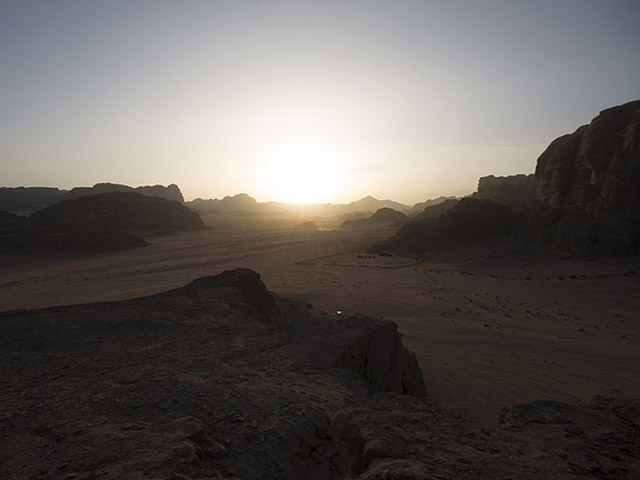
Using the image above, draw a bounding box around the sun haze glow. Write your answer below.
[1,2,639,202]
[263,142,344,204]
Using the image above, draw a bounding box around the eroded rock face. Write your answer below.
[474,174,537,211]
[1,268,638,478]
[340,316,426,396]
[0,269,425,479]
[534,100,640,255]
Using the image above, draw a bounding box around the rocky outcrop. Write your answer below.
[346,196,409,214]
[188,193,260,212]
[0,183,185,214]
[408,196,457,215]
[533,100,640,255]
[473,174,537,211]
[376,198,516,257]
[2,268,637,479]
[0,269,425,479]
[341,208,407,229]
[29,192,204,233]
[413,198,459,220]
[62,182,185,203]
[340,316,426,396]
[136,183,184,203]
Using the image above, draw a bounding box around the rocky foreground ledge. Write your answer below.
[1,269,638,479]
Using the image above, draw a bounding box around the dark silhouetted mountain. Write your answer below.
[532,100,640,255]
[472,174,536,211]
[62,182,185,203]
[408,196,457,215]
[347,195,409,213]
[376,198,516,256]
[188,193,260,212]
[341,207,408,229]
[187,194,414,218]
[413,198,459,220]
[0,183,185,214]
[0,187,65,214]
[0,209,146,253]
[30,192,204,233]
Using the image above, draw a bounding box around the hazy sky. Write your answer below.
[1,1,639,203]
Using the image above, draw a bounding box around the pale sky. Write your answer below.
[1,1,639,204]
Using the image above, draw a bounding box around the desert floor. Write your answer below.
[1,212,639,425]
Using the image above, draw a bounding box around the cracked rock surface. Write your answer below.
[1,269,638,479]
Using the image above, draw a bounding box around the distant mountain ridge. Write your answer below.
[62,183,185,203]
[346,195,409,213]
[188,193,260,212]
[0,183,184,214]
[0,191,204,254]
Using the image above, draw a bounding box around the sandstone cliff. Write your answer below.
[534,100,640,255]
[473,174,537,211]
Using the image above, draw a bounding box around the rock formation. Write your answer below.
[0,209,147,254]
[413,198,459,220]
[407,196,457,215]
[188,193,260,212]
[2,268,637,479]
[533,100,640,255]
[341,208,407,229]
[29,192,204,233]
[345,196,409,214]
[0,183,185,214]
[376,198,516,257]
[62,182,185,203]
[0,269,424,479]
[473,174,537,211]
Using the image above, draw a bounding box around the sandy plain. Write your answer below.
[1,211,639,425]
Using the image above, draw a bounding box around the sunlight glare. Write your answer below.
[264,142,344,204]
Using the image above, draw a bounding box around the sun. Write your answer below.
[264,142,343,204]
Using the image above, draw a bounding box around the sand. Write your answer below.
[1,212,639,425]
